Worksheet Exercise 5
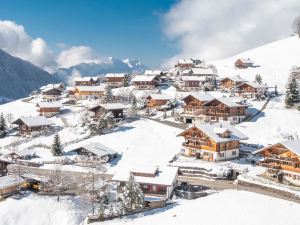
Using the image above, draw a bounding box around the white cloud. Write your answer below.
[163,0,300,66]
[0,20,55,69]
[56,46,101,68]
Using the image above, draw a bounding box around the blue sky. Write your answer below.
[0,0,178,67]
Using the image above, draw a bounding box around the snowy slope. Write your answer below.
[91,190,300,225]
[213,36,300,90]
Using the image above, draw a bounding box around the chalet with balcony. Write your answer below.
[201,97,249,124]
[12,116,54,135]
[177,122,248,161]
[175,59,193,70]
[36,102,61,118]
[220,76,247,90]
[235,58,254,69]
[254,140,300,186]
[88,103,127,122]
[41,87,62,101]
[112,166,178,199]
[181,93,215,123]
[74,86,106,99]
[146,94,173,110]
[105,73,127,88]
[131,75,159,90]
[233,82,268,99]
[181,76,206,91]
[74,77,99,86]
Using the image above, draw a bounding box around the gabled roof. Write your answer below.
[144,70,162,75]
[147,94,173,101]
[36,101,61,108]
[183,93,215,102]
[181,76,207,81]
[112,166,178,186]
[105,73,126,78]
[131,75,157,82]
[74,77,94,82]
[203,97,248,108]
[99,103,128,110]
[221,76,247,83]
[75,86,106,92]
[74,142,117,157]
[254,139,300,156]
[236,58,254,64]
[177,59,193,64]
[42,87,63,94]
[178,122,248,143]
[12,116,54,127]
[191,68,216,75]
[0,175,24,189]
[236,82,268,89]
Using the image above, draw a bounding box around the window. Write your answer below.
[219,152,225,157]
[232,151,237,156]
[151,185,158,192]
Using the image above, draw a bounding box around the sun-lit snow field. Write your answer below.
[87,190,300,225]
[0,194,89,225]
[213,36,300,90]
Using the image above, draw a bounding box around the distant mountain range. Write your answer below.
[0,49,59,103]
[54,57,149,84]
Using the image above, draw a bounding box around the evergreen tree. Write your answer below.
[122,173,144,212]
[0,113,7,137]
[285,77,299,107]
[129,96,138,117]
[105,86,113,102]
[97,116,108,134]
[255,74,263,84]
[123,74,131,87]
[51,134,63,156]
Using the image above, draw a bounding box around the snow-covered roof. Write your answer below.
[204,97,247,108]
[213,127,231,135]
[66,86,76,91]
[237,58,254,64]
[236,82,268,89]
[12,116,54,127]
[178,59,193,64]
[131,75,157,82]
[112,166,178,186]
[183,93,215,102]
[254,139,300,156]
[0,175,24,189]
[195,122,248,143]
[105,73,126,78]
[221,76,247,82]
[191,68,216,75]
[40,83,64,91]
[75,86,106,92]
[36,102,61,108]
[99,103,128,110]
[144,70,162,75]
[147,94,173,101]
[72,142,117,157]
[74,76,99,82]
[181,76,207,81]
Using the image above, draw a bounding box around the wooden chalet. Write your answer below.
[88,103,127,122]
[201,97,249,124]
[66,86,76,99]
[177,122,248,161]
[36,102,61,118]
[175,59,193,70]
[181,76,206,91]
[220,76,247,90]
[41,87,62,101]
[105,73,127,88]
[254,140,300,186]
[73,77,99,86]
[235,58,254,69]
[131,75,159,90]
[233,82,268,99]
[182,93,215,123]
[146,94,173,110]
[40,83,65,92]
[12,116,54,135]
[70,142,118,162]
[74,86,106,99]
[112,166,178,199]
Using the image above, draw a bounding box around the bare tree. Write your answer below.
[293,16,300,38]
[45,165,72,201]
[9,164,30,192]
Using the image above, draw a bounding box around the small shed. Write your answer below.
[0,175,25,198]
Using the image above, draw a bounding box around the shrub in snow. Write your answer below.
[51,134,63,156]
[121,173,144,213]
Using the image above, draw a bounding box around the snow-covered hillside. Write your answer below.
[213,36,300,90]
